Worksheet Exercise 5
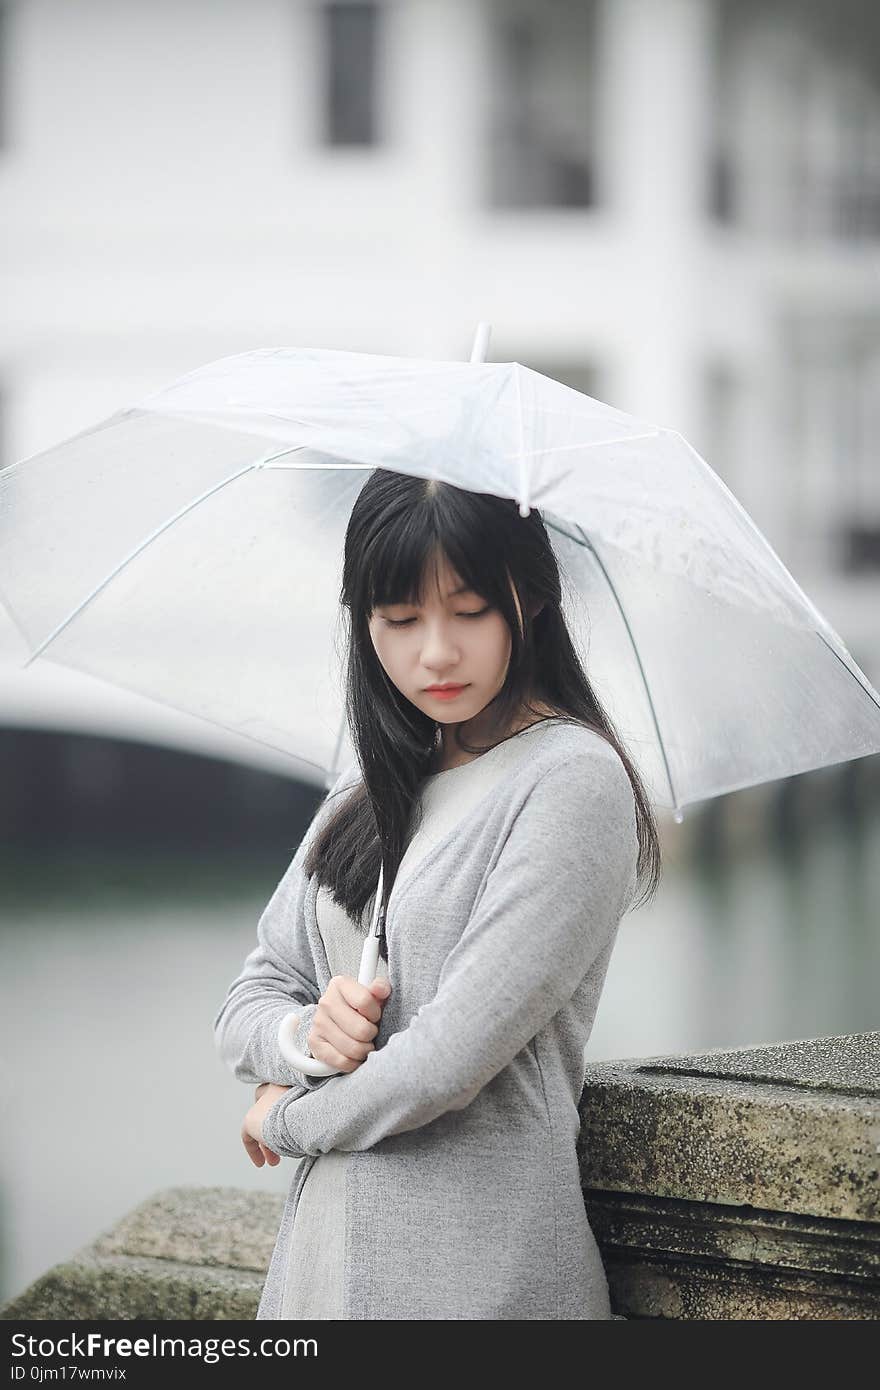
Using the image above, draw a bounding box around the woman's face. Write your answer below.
[368,551,520,727]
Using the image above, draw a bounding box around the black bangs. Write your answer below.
[358,476,515,619]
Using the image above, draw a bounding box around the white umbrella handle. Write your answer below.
[276,864,386,1077]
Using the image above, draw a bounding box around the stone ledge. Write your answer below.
[579,1030,879,1223]
[3,1032,877,1320]
[93,1186,286,1272]
[0,1245,266,1321]
[601,1243,878,1320]
[585,1189,879,1317]
[635,1031,879,1098]
[0,1186,284,1321]
[578,1030,880,1318]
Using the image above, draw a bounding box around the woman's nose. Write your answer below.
[420,622,459,667]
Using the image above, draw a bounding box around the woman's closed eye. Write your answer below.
[384,608,491,628]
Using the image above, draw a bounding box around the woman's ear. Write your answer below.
[528,600,545,620]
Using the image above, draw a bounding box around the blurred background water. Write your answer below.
[1,0,878,1307]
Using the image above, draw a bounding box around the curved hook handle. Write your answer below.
[276,865,386,1077]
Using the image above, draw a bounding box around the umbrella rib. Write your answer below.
[258,441,395,471]
[502,427,661,463]
[815,631,880,715]
[500,425,658,464]
[23,460,259,665]
[258,443,320,467]
[570,522,679,811]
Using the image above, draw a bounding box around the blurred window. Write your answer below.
[488,0,598,209]
[837,339,880,573]
[0,2,7,153]
[710,0,880,240]
[320,1,381,147]
[783,313,880,573]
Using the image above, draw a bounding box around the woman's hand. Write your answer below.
[244,976,391,1166]
[242,1084,291,1168]
[306,974,392,1073]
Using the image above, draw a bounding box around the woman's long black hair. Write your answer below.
[305,468,662,961]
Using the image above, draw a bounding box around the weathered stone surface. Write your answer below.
[632,1031,879,1098]
[0,1249,265,1321]
[586,1189,879,1318]
[579,1031,879,1223]
[94,1185,285,1272]
[579,1031,880,1319]
[604,1251,879,1320]
[0,1187,283,1322]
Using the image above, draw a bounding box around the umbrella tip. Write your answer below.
[470,322,492,364]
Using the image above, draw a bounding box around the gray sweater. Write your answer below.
[213,718,639,1320]
[282,720,563,1318]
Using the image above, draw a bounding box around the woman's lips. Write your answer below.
[424,685,468,701]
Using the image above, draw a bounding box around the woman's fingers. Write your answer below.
[309,1014,375,1071]
[327,1003,378,1047]
[332,974,388,1025]
[242,1126,266,1167]
[307,974,392,1072]
[241,1124,281,1168]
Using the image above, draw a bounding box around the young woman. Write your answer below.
[213,468,661,1320]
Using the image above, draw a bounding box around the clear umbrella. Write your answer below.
[2,324,879,1076]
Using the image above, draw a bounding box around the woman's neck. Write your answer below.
[430,701,559,773]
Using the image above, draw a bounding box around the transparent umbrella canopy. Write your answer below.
[3,328,880,1075]
[2,339,878,814]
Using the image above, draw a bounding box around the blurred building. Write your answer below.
[1,0,879,783]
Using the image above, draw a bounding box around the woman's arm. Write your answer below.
[260,748,638,1158]
[212,763,358,1092]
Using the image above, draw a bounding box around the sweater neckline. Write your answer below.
[423,717,568,782]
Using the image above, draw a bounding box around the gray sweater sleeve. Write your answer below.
[260,748,638,1158]
[212,764,357,1091]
